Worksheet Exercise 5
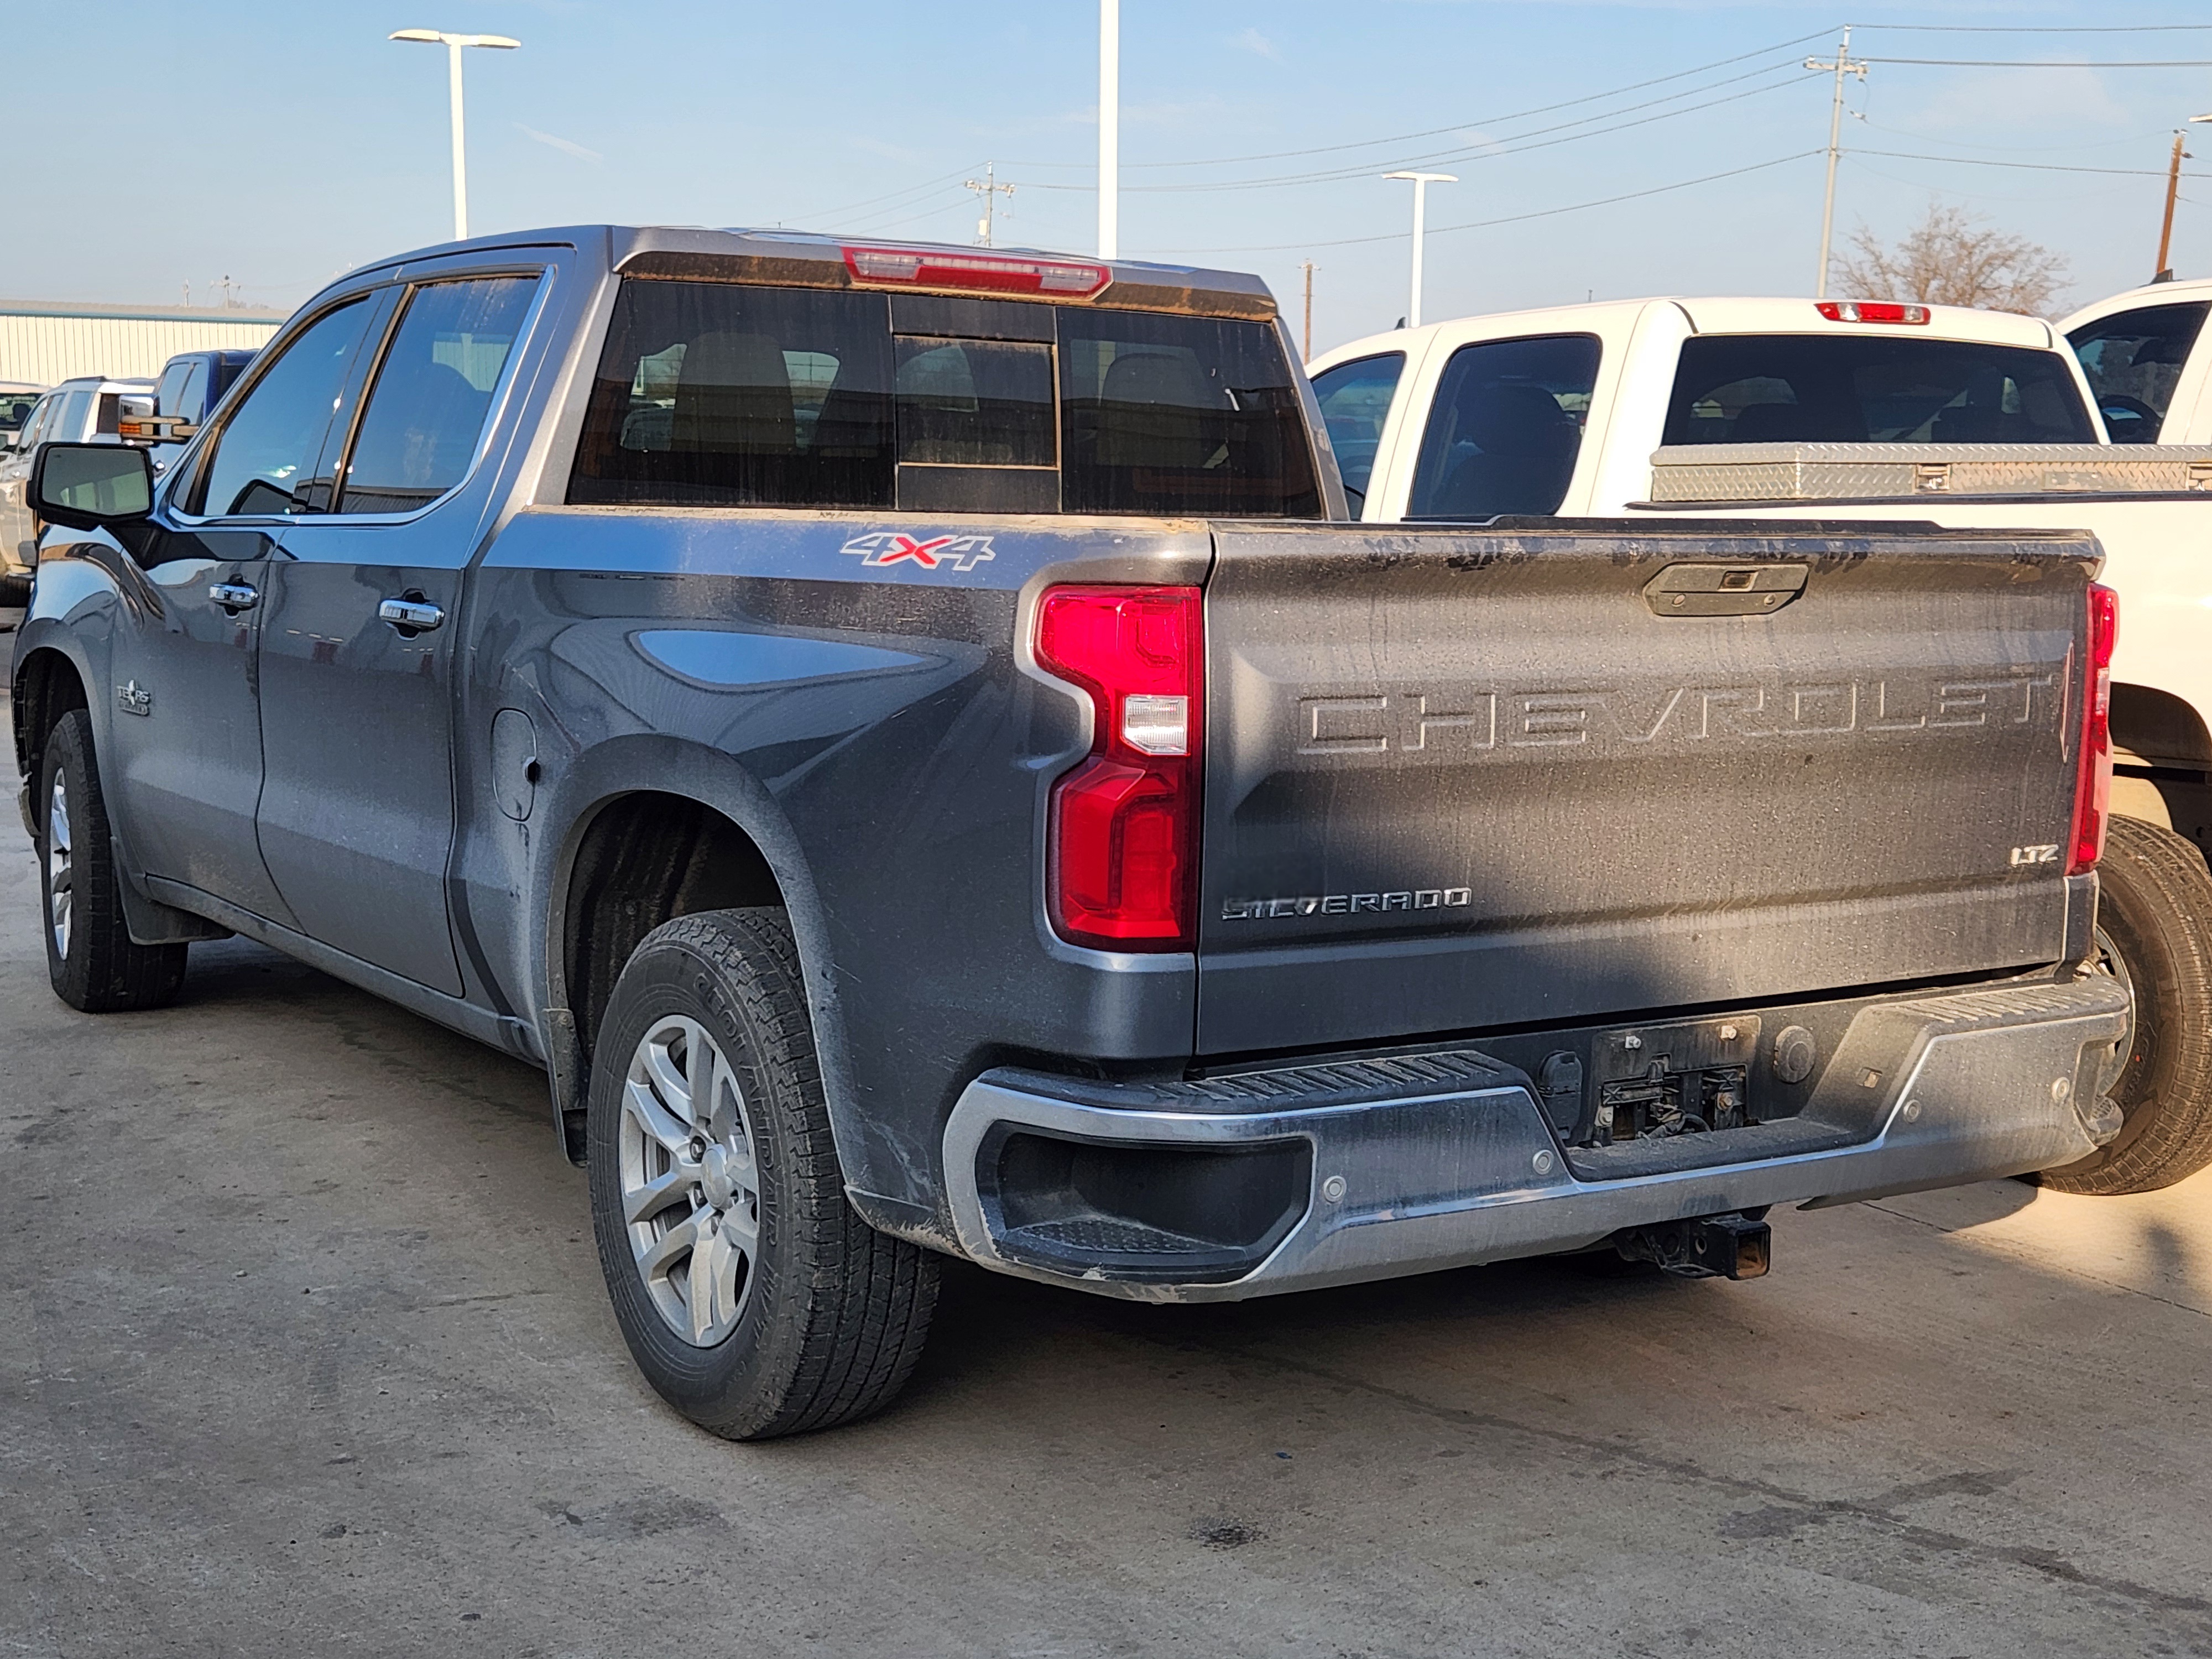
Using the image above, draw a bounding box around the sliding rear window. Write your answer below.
[1662,335,2096,446]
[568,280,1319,517]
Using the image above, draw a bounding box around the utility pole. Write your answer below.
[1301,261,1314,361]
[1098,0,1119,260]
[2157,131,2190,282]
[1806,27,1868,299]
[967,163,1015,248]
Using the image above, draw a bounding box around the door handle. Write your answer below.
[378,598,445,633]
[208,581,259,611]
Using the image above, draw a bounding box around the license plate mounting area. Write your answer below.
[1583,1015,1764,1146]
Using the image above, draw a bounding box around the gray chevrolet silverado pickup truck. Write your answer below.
[12,226,2131,1439]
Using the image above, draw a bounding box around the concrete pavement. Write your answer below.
[1,739,2208,1653]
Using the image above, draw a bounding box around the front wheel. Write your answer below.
[38,708,189,1012]
[2039,814,2212,1194]
[586,907,937,1439]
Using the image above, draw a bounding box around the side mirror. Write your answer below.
[30,442,154,530]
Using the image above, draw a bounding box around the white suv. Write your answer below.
[0,375,154,599]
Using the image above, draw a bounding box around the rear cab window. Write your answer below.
[1310,352,1404,511]
[2067,301,2210,443]
[568,280,1319,517]
[1663,335,2095,446]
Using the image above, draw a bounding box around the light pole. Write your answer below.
[1383,171,1454,328]
[389,28,520,242]
[1099,0,1119,260]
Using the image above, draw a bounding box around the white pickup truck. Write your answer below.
[1311,295,2212,1196]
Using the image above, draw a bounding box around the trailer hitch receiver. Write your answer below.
[1613,1212,1771,1280]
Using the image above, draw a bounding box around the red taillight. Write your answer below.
[1815,300,1931,325]
[1034,586,1203,950]
[2069,582,2119,875]
[842,246,1112,300]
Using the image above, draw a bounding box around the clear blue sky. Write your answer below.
[11,1,2212,352]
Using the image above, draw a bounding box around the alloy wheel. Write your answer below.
[619,1015,763,1347]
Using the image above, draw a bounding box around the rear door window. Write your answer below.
[337,275,540,514]
[1663,335,2096,445]
[1406,335,1600,519]
[2068,302,2210,442]
[1310,351,1404,510]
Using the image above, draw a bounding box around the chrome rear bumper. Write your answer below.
[942,975,2131,1302]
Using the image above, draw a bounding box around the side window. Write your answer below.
[188,299,375,517]
[18,396,54,448]
[337,275,540,514]
[179,361,211,422]
[2068,302,2211,443]
[54,388,93,444]
[1407,335,1601,520]
[1310,351,1405,509]
[154,361,195,417]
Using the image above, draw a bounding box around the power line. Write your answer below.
[1861,22,2212,32]
[1016,71,1807,196]
[803,165,984,225]
[1854,147,2212,181]
[1005,26,1842,173]
[1158,150,1824,257]
[1862,57,2212,68]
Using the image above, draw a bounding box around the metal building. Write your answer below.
[0,300,288,388]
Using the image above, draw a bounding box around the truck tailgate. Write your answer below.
[1197,521,2096,1056]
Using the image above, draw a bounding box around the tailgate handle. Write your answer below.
[1643,563,1808,617]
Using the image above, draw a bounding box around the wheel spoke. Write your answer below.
[624,1162,693,1227]
[686,1229,726,1343]
[640,1018,707,1128]
[635,1209,706,1281]
[622,1076,695,1159]
[721,1196,759,1257]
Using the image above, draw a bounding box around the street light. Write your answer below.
[1099,0,1119,260]
[389,28,520,242]
[1383,171,1455,329]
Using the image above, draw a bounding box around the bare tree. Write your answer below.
[1834,202,2072,316]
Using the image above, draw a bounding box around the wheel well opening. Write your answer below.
[12,650,88,798]
[2112,681,2212,772]
[562,793,785,1072]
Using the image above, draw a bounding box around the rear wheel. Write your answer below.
[586,907,937,1439]
[2039,814,2212,1194]
[38,708,189,1012]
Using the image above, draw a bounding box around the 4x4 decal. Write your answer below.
[840,531,997,572]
